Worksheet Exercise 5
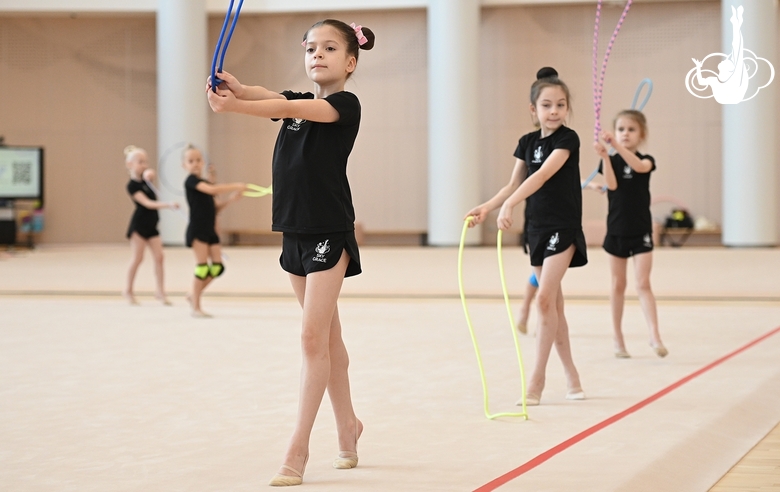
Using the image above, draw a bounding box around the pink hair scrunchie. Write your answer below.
[350,23,368,46]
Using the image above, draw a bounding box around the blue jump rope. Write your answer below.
[211,0,245,92]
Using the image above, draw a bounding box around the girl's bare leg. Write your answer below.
[526,245,576,399]
[517,281,538,334]
[190,240,212,316]
[551,283,583,395]
[147,236,170,305]
[124,233,146,305]
[633,252,666,356]
[609,254,629,356]
[275,251,350,479]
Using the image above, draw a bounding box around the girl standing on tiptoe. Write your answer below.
[594,110,667,359]
[467,67,587,406]
[182,145,246,318]
[207,19,375,486]
[123,145,179,305]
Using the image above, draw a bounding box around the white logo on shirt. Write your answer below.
[623,165,633,178]
[532,146,543,164]
[312,240,331,263]
[643,234,652,248]
[287,118,307,132]
[546,232,559,251]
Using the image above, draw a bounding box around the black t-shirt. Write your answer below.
[513,126,582,232]
[599,152,656,236]
[126,179,158,236]
[271,90,360,234]
[185,174,216,233]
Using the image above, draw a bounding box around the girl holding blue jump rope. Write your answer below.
[593,110,667,359]
[207,19,375,487]
[467,67,587,406]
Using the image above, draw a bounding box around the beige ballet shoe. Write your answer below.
[191,309,212,318]
[566,389,586,401]
[651,343,668,358]
[517,393,540,406]
[155,295,172,306]
[516,320,528,335]
[614,348,631,359]
[122,292,139,306]
[269,455,308,487]
[333,419,362,469]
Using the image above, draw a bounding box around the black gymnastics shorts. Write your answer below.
[526,228,588,268]
[603,233,654,258]
[186,227,220,248]
[280,230,362,278]
[127,225,159,240]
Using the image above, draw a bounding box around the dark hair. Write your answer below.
[302,19,375,70]
[614,109,648,140]
[530,67,572,109]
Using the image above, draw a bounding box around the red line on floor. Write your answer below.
[474,325,780,492]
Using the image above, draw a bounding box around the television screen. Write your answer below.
[0,146,44,204]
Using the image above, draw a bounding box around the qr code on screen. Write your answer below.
[13,161,32,185]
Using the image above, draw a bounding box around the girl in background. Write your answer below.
[594,110,667,358]
[123,145,178,305]
[182,145,246,317]
[467,67,587,406]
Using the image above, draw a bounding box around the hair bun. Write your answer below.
[536,67,558,80]
[358,26,375,51]
[124,145,139,157]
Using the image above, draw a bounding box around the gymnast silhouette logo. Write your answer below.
[546,233,559,252]
[685,5,774,104]
[643,233,652,248]
[532,146,543,164]
[313,240,330,263]
[623,165,632,178]
[287,117,307,132]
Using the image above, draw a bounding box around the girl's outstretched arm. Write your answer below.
[132,191,179,210]
[465,158,527,227]
[208,87,339,123]
[496,148,570,230]
[594,140,618,191]
[603,131,653,173]
[195,181,248,196]
[215,191,242,213]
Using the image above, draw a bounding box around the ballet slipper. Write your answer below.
[566,389,586,401]
[122,291,139,306]
[517,393,540,406]
[333,419,362,469]
[614,348,631,359]
[155,294,172,306]
[269,455,308,487]
[516,320,528,335]
[650,343,668,358]
[191,309,212,318]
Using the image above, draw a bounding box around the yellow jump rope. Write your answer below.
[243,183,272,197]
[458,217,528,420]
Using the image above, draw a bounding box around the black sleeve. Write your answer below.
[643,153,657,173]
[185,174,201,191]
[272,91,314,121]
[127,180,144,199]
[554,128,579,152]
[324,91,361,126]
[513,134,530,160]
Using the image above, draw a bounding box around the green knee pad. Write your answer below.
[209,262,225,278]
[194,263,210,280]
